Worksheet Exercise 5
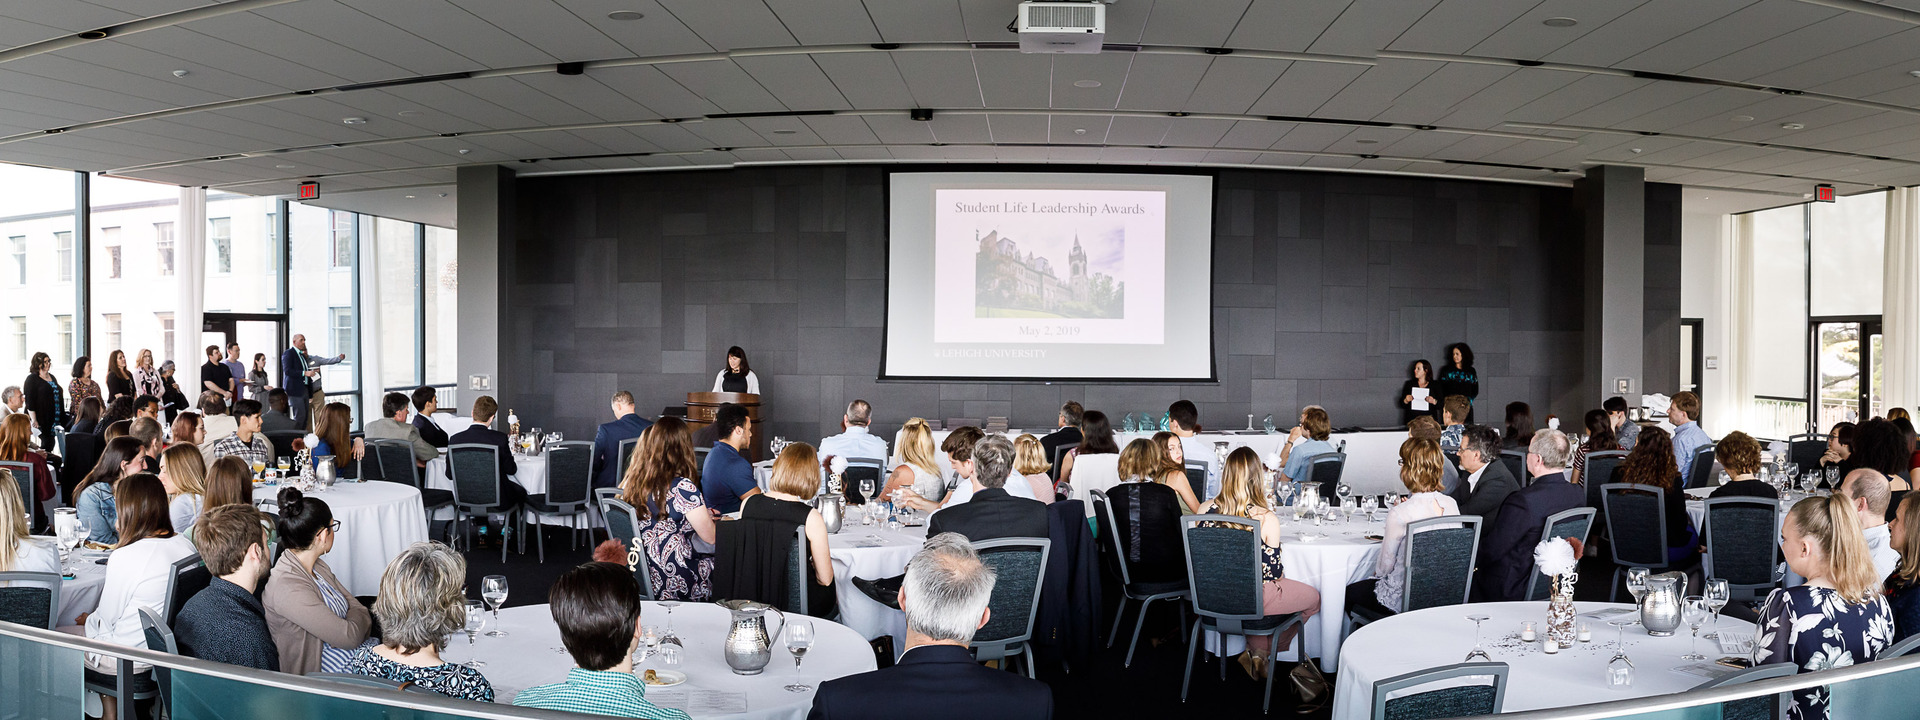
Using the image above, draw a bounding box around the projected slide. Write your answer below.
[886,173,1213,381]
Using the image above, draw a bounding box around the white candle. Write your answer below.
[1521,623,1536,642]
[1578,624,1592,642]
[1544,638,1560,654]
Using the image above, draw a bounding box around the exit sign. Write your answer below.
[1814,184,1836,203]
[297,182,319,200]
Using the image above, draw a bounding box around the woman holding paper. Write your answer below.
[1399,359,1440,425]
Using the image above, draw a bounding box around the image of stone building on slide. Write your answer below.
[973,228,1123,319]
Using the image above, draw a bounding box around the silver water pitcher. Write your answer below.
[817,492,846,534]
[1639,571,1687,636]
[718,600,786,675]
[314,456,336,488]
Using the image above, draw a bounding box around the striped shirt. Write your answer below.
[512,668,691,720]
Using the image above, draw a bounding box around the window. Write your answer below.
[376,217,419,389]
[101,313,121,354]
[209,217,231,274]
[331,211,353,268]
[9,317,23,363]
[8,236,21,285]
[55,231,72,282]
[330,307,354,366]
[424,225,458,385]
[1750,205,1807,401]
[55,315,72,365]
[155,222,175,275]
[101,226,121,279]
[157,312,174,363]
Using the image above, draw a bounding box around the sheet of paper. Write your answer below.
[1411,387,1430,411]
[1671,661,1742,681]
[1577,607,1636,621]
[650,689,749,714]
[1717,632,1754,656]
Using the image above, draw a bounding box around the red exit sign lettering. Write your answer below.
[1814,184,1835,203]
[297,182,319,200]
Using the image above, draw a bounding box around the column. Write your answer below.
[456,165,514,424]
[1580,165,1646,407]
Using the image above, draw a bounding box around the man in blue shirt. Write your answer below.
[592,391,653,489]
[701,404,758,514]
[1669,391,1711,480]
[1278,405,1336,490]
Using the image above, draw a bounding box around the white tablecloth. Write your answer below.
[440,602,875,720]
[1332,601,1754,720]
[253,480,429,596]
[1202,515,1385,672]
[57,557,108,626]
[824,524,928,648]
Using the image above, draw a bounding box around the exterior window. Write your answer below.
[55,315,72,365]
[101,226,123,280]
[157,312,174,363]
[330,307,354,362]
[8,236,21,285]
[210,217,231,274]
[9,317,23,363]
[55,232,72,282]
[331,212,354,268]
[102,313,121,354]
[155,222,175,275]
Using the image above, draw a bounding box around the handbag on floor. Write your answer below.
[1288,658,1330,714]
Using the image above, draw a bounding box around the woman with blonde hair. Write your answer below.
[620,417,715,601]
[1347,438,1461,617]
[159,443,209,533]
[1755,495,1895,719]
[1011,434,1057,503]
[0,469,57,574]
[131,348,164,399]
[1119,437,1200,514]
[727,442,836,616]
[347,541,494,701]
[882,418,945,501]
[1199,447,1320,679]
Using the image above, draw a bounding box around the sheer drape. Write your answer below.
[176,187,206,369]
[1726,212,1754,432]
[1885,187,1920,413]
[357,216,385,414]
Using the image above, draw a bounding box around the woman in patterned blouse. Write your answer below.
[1755,494,1895,720]
[348,541,495,702]
[619,417,716,602]
[68,356,100,414]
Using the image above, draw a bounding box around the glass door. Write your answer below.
[1814,320,1881,428]
[201,313,286,402]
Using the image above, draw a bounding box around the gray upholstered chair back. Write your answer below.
[368,439,418,487]
[1786,434,1826,477]
[1183,466,1206,493]
[843,457,884,503]
[1371,661,1508,720]
[598,496,654,601]
[1180,514,1265,626]
[264,430,303,461]
[693,446,712,470]
[1691,662,1796,720]
[448,443,505,510]
[0,571,61,628]
[1525,507,1597,601]
[787,525,808,615]
[1305,452,1347,503]
[1090,489,1132,586]
[970,537,1051,658]
[1051,444,1072,481]
[1601,483,1670,569]
[1704,497,1783,601]
[616,437,641,483]
[1401,515,1481,613]
[0,461,34,525]
[1499,450,1527,487]
[545,441,593,507]
[1684,445,1718,489]
[1582,450,1628,510]
[137,606,178,712]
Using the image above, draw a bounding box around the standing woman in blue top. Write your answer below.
[711,346,760,395]
[1437,343,1479,423]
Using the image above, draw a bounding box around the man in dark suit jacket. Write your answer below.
[409,386,449,449]
[1475,429,1587,602]
[927,435,1050,542]
[808,534,1052,720]
[1038,401,1083,479]
[1450,425,1518,525]
[446,396,525,514]
[591,391,652,489]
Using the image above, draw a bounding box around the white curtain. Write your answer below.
[175,187,206,374]
[1885,186,1920,413]
[1725,212,1755,433]
[357,215,385,421]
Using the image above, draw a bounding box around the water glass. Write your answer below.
[482,575,510,637]
[463,601,487,668]
[785,619,815,692]
[658,642,683,666]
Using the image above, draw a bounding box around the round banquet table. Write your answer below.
[57,555,109,626]
[1203,514,1385,673]
[824,523,928,648]
[440,602,875,720]
[1331,601,1755,720]
[253,480,429,596]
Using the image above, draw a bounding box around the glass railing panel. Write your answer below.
[171,669,489,720]
[0,627,86,720]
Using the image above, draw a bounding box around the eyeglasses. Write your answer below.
[327,520,342,532]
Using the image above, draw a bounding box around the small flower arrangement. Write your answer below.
[1534,536,1583,577]
[830,455,849,476]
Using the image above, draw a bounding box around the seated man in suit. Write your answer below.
[591,390,652,490]
[1449,425,1518,526]
[854,434,1048,608]
[447,396,526,545]
[409,386,449,449]
[1037,401,1083,479]
[809,533,1053,720]
[1474,429,1586,601]
[260,389,301,435]
[365,392,438,466]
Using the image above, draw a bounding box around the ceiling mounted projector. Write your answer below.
[1018,2,1105,54]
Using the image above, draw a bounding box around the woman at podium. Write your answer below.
[711,346,760,394]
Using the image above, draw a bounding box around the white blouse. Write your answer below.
[6,536,59,575]
[1374,491,1461,611]
[86,535,195,660]
[170,493,203,535]
[1068,453,1123,518]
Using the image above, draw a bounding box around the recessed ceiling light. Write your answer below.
[1074,128,1087,135]
[171,69,189,78]
[397,110,422,117]
[1542,17,1578,27]
[275,164,296,169]
[1732,115,1755,122]
[404,195,415,199]
[607,10,644,20]
[1354,139,1378,144]
[342,117,367,124]
[1630,148,1642,153]
[1780,122,1805,130]
[1909,69,1920,79]
[1073,79,1101,88]
[771,129,798,135]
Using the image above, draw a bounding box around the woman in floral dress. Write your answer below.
[619,416,717,601]
[1755,494,1895,720]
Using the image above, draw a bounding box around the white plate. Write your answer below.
[640,669,686,687]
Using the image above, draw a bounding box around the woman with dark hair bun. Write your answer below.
[263,487,376,675]
[1437,343,1478,423]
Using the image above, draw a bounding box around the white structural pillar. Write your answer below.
[176,186,206,370]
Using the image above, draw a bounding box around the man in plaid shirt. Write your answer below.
[211,398,274,467]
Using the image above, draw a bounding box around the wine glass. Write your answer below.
[784,619,815,692]
[1464,614,1492,662]
[1824,465,1839,489]
[1703,579,1730,640]
[1336,483,1354,509]
[1606,618,1637,689]
[463,600,487,667]
[481,575,509,637]
[1680,596,1709,661]
[659,599,681,647]
[1626,567,1650,606]
[639,625,660,663]
[859,478,875,506]
[1360,495,1380,523]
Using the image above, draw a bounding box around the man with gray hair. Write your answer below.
[1839,468,1900,582]
[808,534,1053,720]
[819,399,888,467]
[1473,428,1587,601]
[927,435,1049,542]
[0,386,21,421]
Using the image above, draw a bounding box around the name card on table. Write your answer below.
[650,689,749,714]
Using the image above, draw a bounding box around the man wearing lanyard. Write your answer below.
[280,334,343,427]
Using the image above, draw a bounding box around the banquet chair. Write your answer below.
[1881,634,1920,659]
[1178,514,1307,713]
[264,430,303,462]
[598,496,656,601]
[1785,433,1827,477]
[1703,497,1784,603]
[523,441,594,563]
[693,446,711,468]
[1524,507,1598,601]
[137,607,178,716]
[1303,452,1347,504]
[369,439,454,540]
[843,457,885,505]
[60,429,99,502]
[1691,662,1796,720]
[1349,515,1483,628]
[616,437,640,482]
[1683,445,1719,490]
[1601,483,1673,601]
[0,460,37,530]
[1183,465,1206,494]
[162,553,210,626]
[1498,450,1527,487]
[1092,487,1189,668]
[449,443,526,562]
[0,571,61,628]
[1369,661,1508,719]
[970,537,1051,679]
[1051,445,1072,482]
[788,525,809,615]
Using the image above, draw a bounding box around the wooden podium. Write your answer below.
[685,392,762,461]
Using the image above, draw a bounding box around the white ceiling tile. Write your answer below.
[176,13,410,86]
[1423,67,1585,129]
[1505,74,1653,124]
[974,51,1053,109]
[1048,53,1132,110]
[1185,57,1290,115]
[1114,53,1210,111]
[447,0,633,62]
[1246,62,1370,117]
[737,115,824,145]
[1161,117,1234,147]
[1372,63,1517,124]
[890,51,984,108]
[0,16,82,49]
[655,60,785,114]
[986,114,1048,143]
[1312,60,1442,119]
[113,26,350,91]
[1140,0,1253,47]
[1464,0,1646,60]
[924,113,990,144]
[811,52,917,110]
[452,76,605,127]
[1224,0,1354,53]
[1306,0,1443,56]
[592,65,723,118]
[337,0,557,67]
[547,0,715,57]
[679,117,771,148]
[862,114,937,144]
[657,0,797,51]
[869,0,966,42]
[1684,12,1900,84]
[1271,123,1355,152]
[1542,0,1752,69]
[250,1,485,76]
[1106,115,1172,146]
[1216,120,1293,149]
[1386,0,1538,55]
[734,55,852,111]
[515,74,659,121]
[799,114,882,145]
[763,0,882,45]
[1049,115,1111,144]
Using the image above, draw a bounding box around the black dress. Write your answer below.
[22,373,63,451]
[1398,378,1440,425]
[719,496,838,618]
[105,372,134,402]
[720,369,750,393]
